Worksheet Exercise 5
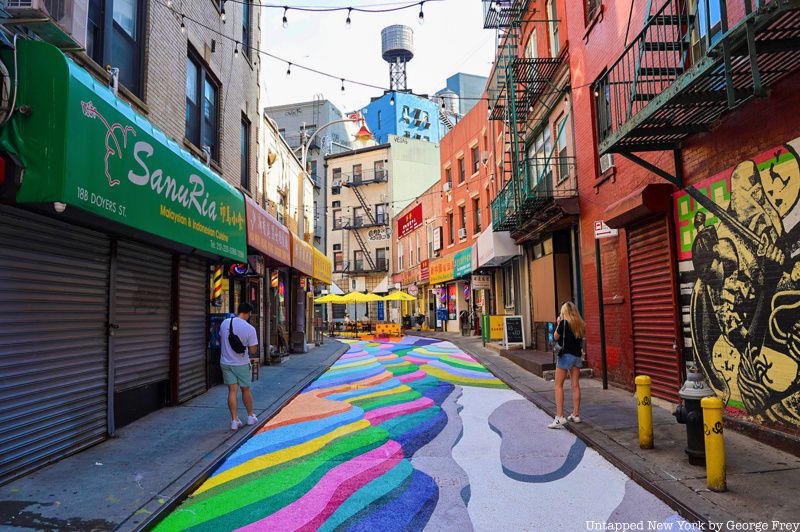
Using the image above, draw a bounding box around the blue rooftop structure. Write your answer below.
[361,92,446,145]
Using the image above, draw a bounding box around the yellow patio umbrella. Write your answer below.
[383,290,416,301]
[340,292,372,303]
[364,293,385,302]
[314,293,345,304]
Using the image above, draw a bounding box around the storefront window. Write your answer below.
[448,284,457,320]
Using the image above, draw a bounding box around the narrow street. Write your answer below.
[156,337,692,531]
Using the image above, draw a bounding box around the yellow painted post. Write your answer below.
[635,375,654,449]
[701,396,727,492]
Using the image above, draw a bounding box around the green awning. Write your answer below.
[0,40,246,261]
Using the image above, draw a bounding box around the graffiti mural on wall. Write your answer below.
[674,138,800,427]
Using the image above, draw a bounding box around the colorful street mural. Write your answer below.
[156,337,689,530]
[675,138,800,428]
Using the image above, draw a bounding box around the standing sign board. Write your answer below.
[503,315,525,348]
[594,220,619,239]
[472,274,491,290]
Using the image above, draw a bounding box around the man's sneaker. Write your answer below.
[547,416,568,429]
[246,414,258,426]
[230,419,243,431]
[567,414,582,423]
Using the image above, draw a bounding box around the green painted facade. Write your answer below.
[0,41,247,260]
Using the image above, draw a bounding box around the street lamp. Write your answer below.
[300,117,374,177]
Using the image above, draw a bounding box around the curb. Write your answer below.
[437,334,711,528]
[131,342,348,532]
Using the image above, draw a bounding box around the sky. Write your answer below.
[259,0,496,112]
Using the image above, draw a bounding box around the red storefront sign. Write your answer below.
[244,195,291,266]
[420,259,429,282]
[397,203,423,239]
[291,233,314,276]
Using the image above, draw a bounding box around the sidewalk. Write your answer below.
[0,340,347,532]
[420,331,800,528]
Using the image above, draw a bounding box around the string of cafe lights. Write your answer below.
[159,0,436,92]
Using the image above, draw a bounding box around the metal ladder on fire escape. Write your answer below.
[503,23,528,221]
[347,185,376,270]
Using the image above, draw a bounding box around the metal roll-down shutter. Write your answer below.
[627,215,682,402]
[0,206,110,484]
[178,256,208,402]
[111,239,172,426]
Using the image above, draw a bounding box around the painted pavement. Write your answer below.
[156,336,695,531]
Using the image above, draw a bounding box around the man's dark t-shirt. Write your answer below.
[556,320,582,357]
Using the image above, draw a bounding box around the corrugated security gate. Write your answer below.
[627,215,682,402]
[178,256,208,402]
[0,206,110,484]
[112,239,172,427]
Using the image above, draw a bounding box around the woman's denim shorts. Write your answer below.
[556,353,583,370]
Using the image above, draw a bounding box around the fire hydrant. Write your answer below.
[673,361,715,466]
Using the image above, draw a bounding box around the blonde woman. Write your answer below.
[548,301,586,429]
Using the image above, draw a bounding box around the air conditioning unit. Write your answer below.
[599,153,615,174]
[443,182,452,193]
[458,228,467,240]
[6,0,88,51]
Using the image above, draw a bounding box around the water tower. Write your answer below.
[381,25,414,91]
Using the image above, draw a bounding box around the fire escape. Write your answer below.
[342,168,390,272]
[484,0,573,236]
[595,0,800,188]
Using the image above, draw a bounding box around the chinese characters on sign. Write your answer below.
[397,203,423,239]
[244,195,291,265]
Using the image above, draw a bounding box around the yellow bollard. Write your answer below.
[635,375,654,449]
[701,396,727,492]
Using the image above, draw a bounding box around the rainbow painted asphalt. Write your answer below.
[156,336,694,531]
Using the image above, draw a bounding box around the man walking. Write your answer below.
[219,302,259,430]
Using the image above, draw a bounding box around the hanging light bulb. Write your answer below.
[390,94,395,106]
[220,1,226,22]
[234,41,239,56]
[166,0,173,7]
[418,2,424,24]
[286,62,292,76]
[180,15,186,34]
[341,78,345,92]
[346,8,352,27]
[282,7,288,28]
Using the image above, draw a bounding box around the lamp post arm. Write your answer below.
[301,118,358,173]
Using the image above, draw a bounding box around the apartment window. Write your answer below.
[459,206,467,238]
[503,263,515,308]
[334,251,344,271]
[556,115,570,182]
[416,233,421,263]
[87,0,144,96]
[240,116,250,190]
[352,164,363,183]
[594,76,612,141]
[458,158,465,183]
[376,248,387,271]
[186,51,220,161]
[242,0,253,59]
[332,168,342,194]
[277,192,287,224]
[548,0,559,57]
[446,167,452,188]
[310,160,318,184]
[378,110,382,130]
[353,207,363,227]
[354,250,364,271]
[527,127,552,189]
[397,243,404,270]
[525,29,538,59]
[332,200,341,208]
[448,212,454,244]
[585,0,601,23]
[473,197,481,233]
[409,242,414,265]
[333,209,342,229]
[376,203,387,225]
[374,160,386,181]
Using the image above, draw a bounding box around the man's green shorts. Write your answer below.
[221,363,252,388]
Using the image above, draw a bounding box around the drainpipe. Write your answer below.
[595,237,608,390]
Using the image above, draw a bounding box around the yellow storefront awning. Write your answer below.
[312,247,332,285]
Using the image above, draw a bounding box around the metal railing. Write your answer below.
[349,258,388,273]
[482,0,531,29]
[342,168,389,186]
